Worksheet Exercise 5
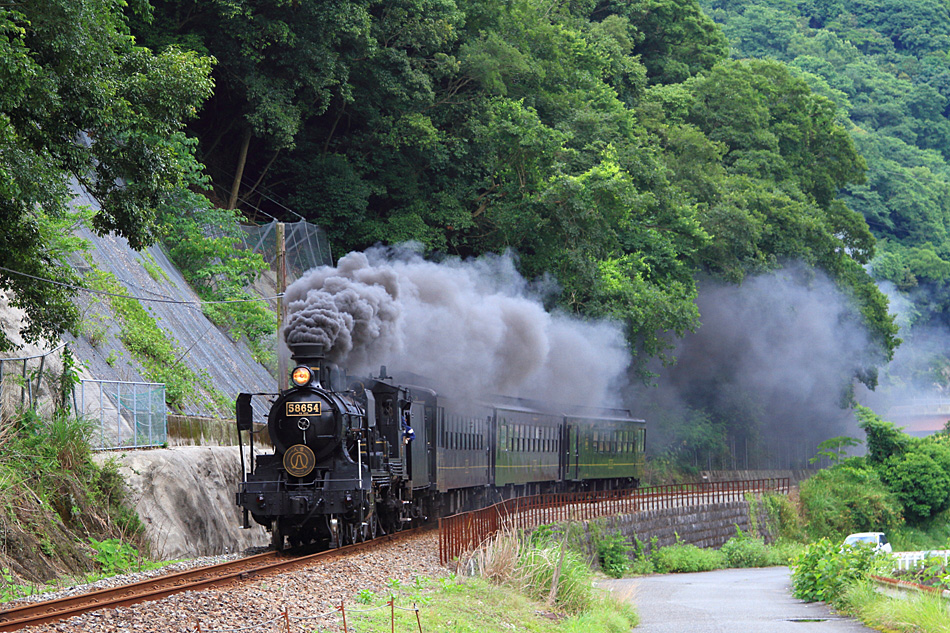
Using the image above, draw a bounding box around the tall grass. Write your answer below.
[518,541,595,613]
[0,409,145,587]
[465,529,595,613]
[844,580,950,633]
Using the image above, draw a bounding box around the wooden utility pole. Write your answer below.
[277,222,287,390]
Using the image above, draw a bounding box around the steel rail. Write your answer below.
[0,528,426,632]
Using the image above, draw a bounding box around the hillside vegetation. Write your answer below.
[0,0,896,380]
[129,0,895,380]
[700,0,950,389]
[6,0,943,467]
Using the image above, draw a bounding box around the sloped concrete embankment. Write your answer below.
[701,469,814,486]
[95,447,268,560]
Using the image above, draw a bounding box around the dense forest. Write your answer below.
[667,0,950,468]
[128,0,898,367]
[7,0,948,467]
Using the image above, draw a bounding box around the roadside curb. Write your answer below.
[870,574,950,600]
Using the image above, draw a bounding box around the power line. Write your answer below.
[0,266,283,306]
[210,178,305,222]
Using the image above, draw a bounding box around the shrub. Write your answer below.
[762,492,805,541]
[89,538,140,575]
[799,459,903,539]
[719,529,773,568]
[596,531,632,578]
[791,538,887,605]
[651,542,724,573]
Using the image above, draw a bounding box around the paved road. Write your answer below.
[600,567,876,632]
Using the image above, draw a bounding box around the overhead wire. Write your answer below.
[0,266,283,306]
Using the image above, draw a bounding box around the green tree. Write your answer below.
[856,405,907,464]
[0,1,212,350]
[881,450,950,523]
[604,0,729,84]
[810,436,862,465]
[131,0,383,208]
[701,0,950,392]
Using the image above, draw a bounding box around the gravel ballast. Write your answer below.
[17,531,448,633]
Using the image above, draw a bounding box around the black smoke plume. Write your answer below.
[283,246,630,407]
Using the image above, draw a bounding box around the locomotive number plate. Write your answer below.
[286,401,321,416]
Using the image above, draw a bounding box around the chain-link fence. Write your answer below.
[239,220,333,282]
[0,344,70,421]
[79,379,167,449]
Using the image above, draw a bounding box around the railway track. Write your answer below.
[0,529,423,632]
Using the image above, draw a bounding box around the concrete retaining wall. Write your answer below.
[95,446,268,560]
[572,499,774,559]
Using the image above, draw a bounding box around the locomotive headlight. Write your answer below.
[291,366,313,386]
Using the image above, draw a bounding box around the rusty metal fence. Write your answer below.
[0,343,69,420]
[438,478,789,564]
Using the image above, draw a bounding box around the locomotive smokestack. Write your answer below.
[290,342,326,366]
[289,343,328,386]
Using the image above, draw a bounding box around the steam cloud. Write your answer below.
[634,265,880,463]
[859,281,950,435]
[284,246,630,407]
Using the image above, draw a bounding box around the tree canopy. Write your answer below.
[127,0,898,377]
[700,0,950,389]
[0,0,212,349]
[0,0,903,402]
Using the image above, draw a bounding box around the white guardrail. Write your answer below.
[892,550,950,572]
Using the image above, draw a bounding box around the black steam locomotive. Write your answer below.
[235,343,645,550]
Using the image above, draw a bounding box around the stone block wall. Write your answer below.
[572,499,774,559]
[700,469,814,486]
